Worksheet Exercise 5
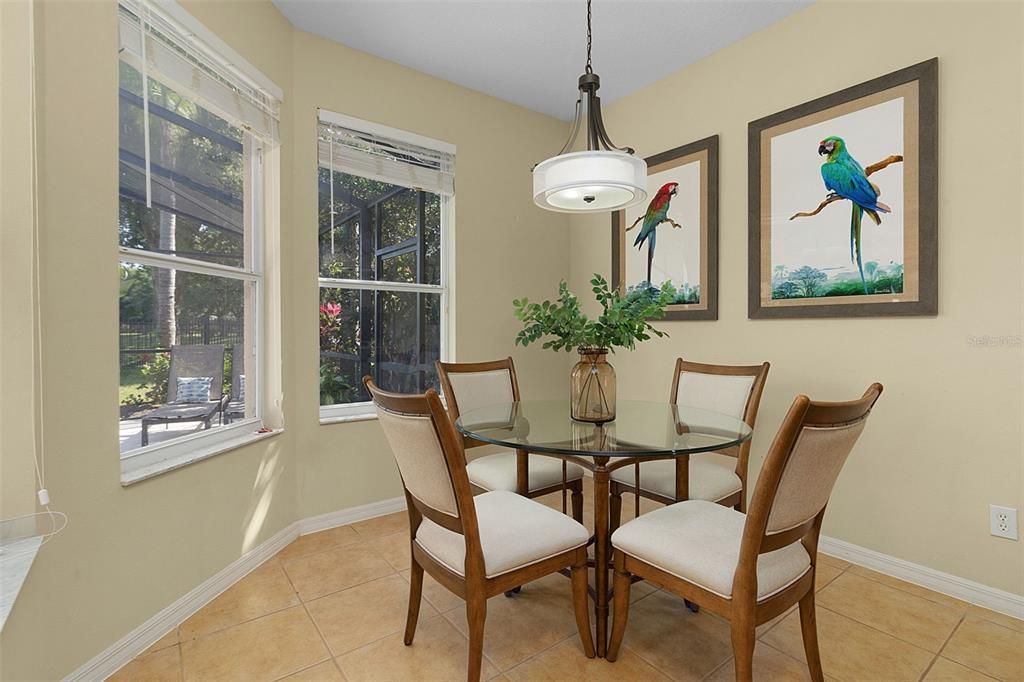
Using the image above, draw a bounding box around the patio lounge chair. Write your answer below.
[223,343,246,424]
[140,344,227,446]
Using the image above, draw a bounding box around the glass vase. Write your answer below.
[570,347,616,423]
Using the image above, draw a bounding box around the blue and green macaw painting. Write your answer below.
[818,136,891,293]
[775,136,904,300]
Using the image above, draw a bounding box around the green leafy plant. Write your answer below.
[139,352,171,405]
[513,275,675,352]
[320,363,354,406]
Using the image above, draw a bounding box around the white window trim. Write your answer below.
[118,0,283,483]
[318,115,455,423]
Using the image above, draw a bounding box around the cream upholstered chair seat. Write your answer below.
[416,490,590,578]
[609,454,741,503]
[611,500,810,600]
[467,451,585,493]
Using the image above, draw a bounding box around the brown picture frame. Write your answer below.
[612,135,719,321]
[748,58,938,319]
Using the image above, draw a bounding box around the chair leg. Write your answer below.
[466,590,487,682]
[799,587,825,682]
[570,481,584,524]
[730,619,756,682]
[606,553,632,662]
[609,482,623,536]
[404,559,424,645]
[571,558,595,658]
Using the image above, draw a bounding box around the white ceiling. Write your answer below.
[273,0,813,121]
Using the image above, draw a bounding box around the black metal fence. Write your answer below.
[120,319,244,368]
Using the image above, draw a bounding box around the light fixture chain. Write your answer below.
[585,0,593,74]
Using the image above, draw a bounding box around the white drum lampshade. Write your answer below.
[533,151,647,213]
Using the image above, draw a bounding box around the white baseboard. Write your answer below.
[65,496,406,682]
[297,496,405,535]
[819,535,1024,620]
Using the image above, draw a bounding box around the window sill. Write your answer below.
[319,412,377,425]
[120,426,284,486]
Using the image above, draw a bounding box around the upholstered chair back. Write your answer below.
[436,358,520,449]
[670,359,769,426]
[377,407,460,519]
[675,372,756,420]
[765,419,866,533]
[748,384,883,546]
[365,379,471,528]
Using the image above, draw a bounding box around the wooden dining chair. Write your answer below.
[364,378,594,682]
[609,358,770,533]
[436,358,586,522]
[607,383,883,681]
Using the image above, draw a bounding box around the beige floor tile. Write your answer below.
[814,562,844,592]
[815,553,851,571]
[610,589,733,681]
[278,527,362,562]
[144,628,180,654]
[349,512,409,540]
[966,605,1024,633]
[306,574,439,657]
[278,660,346,681]
[283,544,395,602]
[181,606,329,681]
[815,572,963,652]
[365,531,411,572]
[110,644,182,682]
[505,637,670,681]
[337,612,499,681]
[180,559,300,640]
[443,573,581,671]
[399,568,464,613]
[703,643,816,682]
[762,606,934,681]
[924,657,1000,681]
[846,565,970,613]
[942,617,1024,682]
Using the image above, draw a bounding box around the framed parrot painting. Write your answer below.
[748,58,938,318]
[611,135,719,321]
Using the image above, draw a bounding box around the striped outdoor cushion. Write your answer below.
[174,376,214,404]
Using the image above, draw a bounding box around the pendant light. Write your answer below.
[533,0,646,213]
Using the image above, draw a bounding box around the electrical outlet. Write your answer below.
[990,505,1019,540]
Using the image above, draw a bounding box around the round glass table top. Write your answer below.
[455,400,752,458]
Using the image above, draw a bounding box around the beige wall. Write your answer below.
[1,0,42,521]
[0,1,570,678]
[569,1,1024,594]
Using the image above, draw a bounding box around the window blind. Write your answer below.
[318,115,456,196]
[118,0,280,142]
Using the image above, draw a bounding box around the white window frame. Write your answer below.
[318,113,455,423]
[118,0,282,484]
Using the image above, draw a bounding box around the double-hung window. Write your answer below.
[117,0,281,480]
[317,111,455,421]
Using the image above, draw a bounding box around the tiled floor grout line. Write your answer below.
[920,614,1005,682]
[500,632,577,677]
[814,603,940,659]
[276,551,338,681]
[433,605,508,675]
